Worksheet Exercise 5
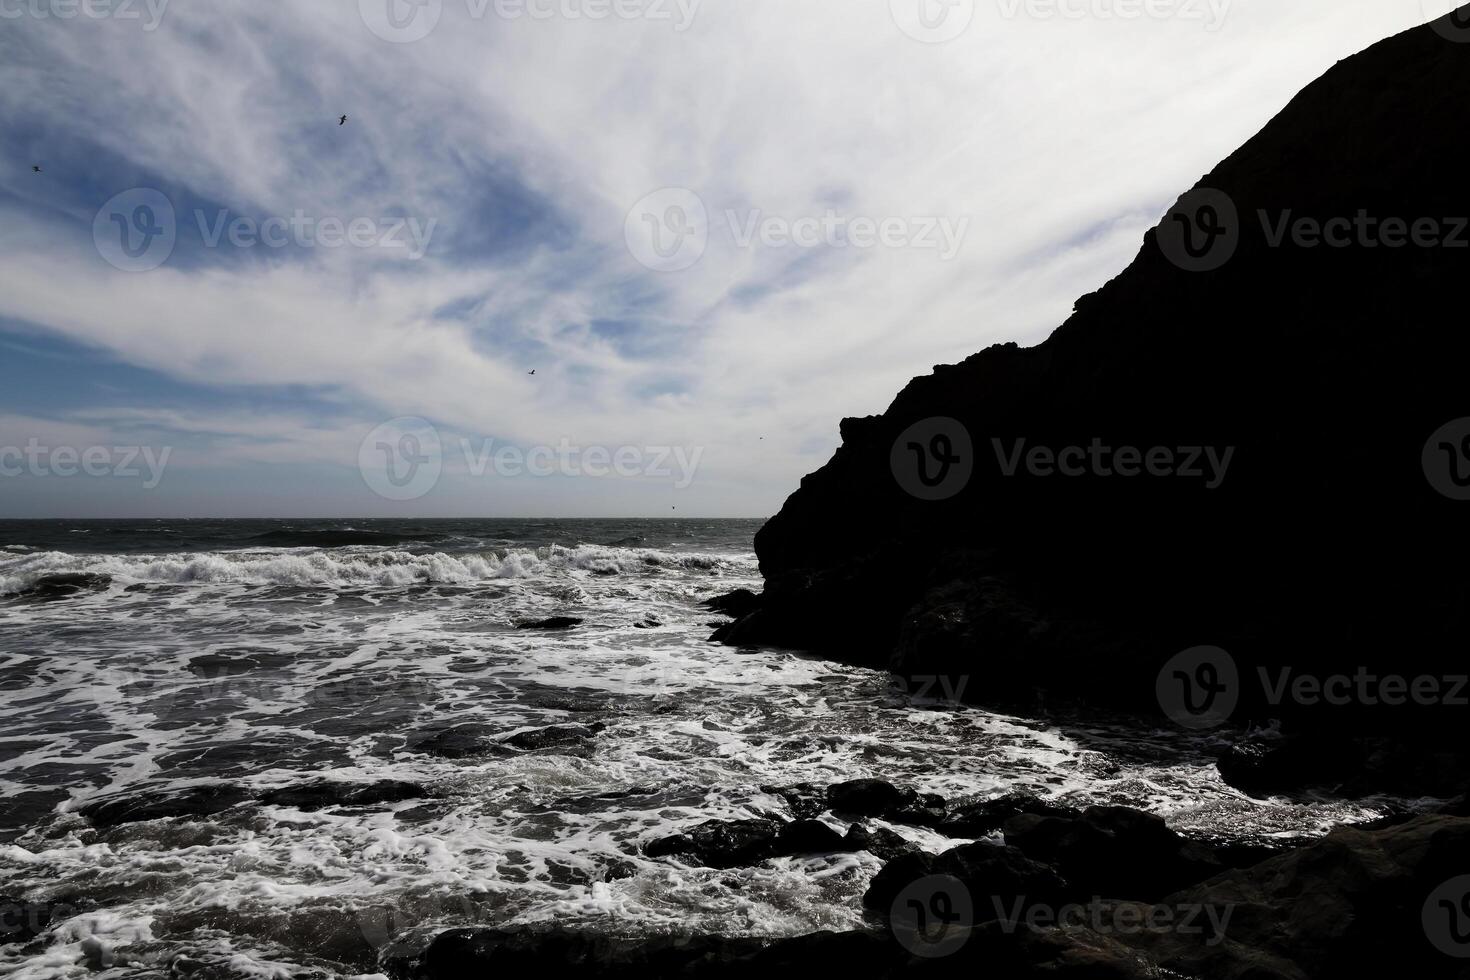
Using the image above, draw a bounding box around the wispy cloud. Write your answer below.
[0,0,1434,515]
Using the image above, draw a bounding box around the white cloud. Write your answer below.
[0,0,1436,515]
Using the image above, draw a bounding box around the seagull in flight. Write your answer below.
[339,115,348,126]
[32,165,41,173]
[527,370,536,376]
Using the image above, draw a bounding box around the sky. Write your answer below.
[0,0,1446,518]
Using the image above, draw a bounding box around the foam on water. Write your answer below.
[0,525,1397,978]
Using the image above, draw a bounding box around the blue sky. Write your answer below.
[0,0,1436,517]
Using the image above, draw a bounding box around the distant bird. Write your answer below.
[31,165,41,173]
[339,115,348,126]
[527,370,536,376]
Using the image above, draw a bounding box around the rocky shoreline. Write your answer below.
[377,778,1470,979]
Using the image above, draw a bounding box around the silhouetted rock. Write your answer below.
[863,840,1070,922]
[1112,813,1470,979]
[716,7,1470,758]
[775,819,846,855]
[1003,806,1223,903]
[76,783,249,828]
[703,589,762,619]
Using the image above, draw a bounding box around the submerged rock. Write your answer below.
[516,617,585,631]
[258,780,426,811]
[75,783,250,829]
[0,895,83,945]
[411,724,505,759]
[502,723,606,751]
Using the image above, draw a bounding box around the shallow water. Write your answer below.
[0,519,1394,978]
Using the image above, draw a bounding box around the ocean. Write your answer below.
[0,519,1387,978]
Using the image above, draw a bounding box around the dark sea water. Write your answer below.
[0,519,1388,978]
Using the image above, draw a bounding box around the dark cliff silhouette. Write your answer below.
[718,8,1470,792]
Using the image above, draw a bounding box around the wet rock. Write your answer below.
[0,895,82,945]
[8,573,111,603]
[759,783,827,820]
[1112,813,1470,980]
[843,824,919,861]
[633,618,663,629]
[76,783,250,829]
[187,650,296,677]
[863,840,1070,922]
[396,928,768,980]
[702,589,762,619]
[1003,806,1223,903]
[644,819,784,868]
[826,779,910,816]
[258,780,426,811]
[502,723,606,751]
[516,617,584,631]
[411,724,505,759]
[774,820,846,855]
[939,792,1078,838]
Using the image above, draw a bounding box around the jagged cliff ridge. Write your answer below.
[720,9,1470,767]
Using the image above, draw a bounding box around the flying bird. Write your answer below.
[527,370,536,376]
[339,115,348,126]
[32,165,41,173]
